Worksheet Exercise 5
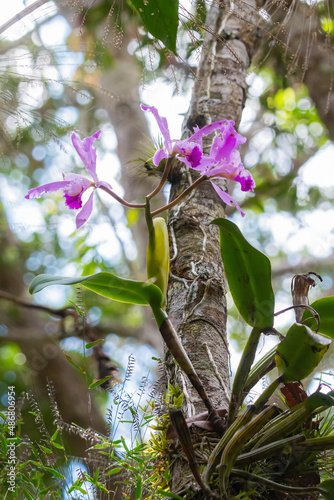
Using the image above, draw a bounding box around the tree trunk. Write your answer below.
[167,1,267,494]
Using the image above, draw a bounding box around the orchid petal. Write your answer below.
[188,120,228,143]
[153,149,168,166]
[25,181,70,200]
[141,104,172,153]
[71,130,101,181]
[76,190,95,229]
[63,173,93,192]
[210,122,246,163]
[96,180,113,191]
[206,162,240,180]
[211,181,245,217]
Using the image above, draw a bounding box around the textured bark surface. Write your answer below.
[167,1,267,494]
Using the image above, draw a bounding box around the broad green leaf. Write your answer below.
[276,323,331,382]
[129,0,179,54]
[302,296,334,339]
[304,391,334,411]
[319,479,334,499]
[212,219,275,329]
[29,272,167,327]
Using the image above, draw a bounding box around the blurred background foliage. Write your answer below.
[0,0,334,466]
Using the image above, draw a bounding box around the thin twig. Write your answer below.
[0,290,76,318]
[0,0,51,36]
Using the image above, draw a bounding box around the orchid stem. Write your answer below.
[98,185,146,209]
[99,173,207,216]
[147,157,173,200]
[151,175,207,216]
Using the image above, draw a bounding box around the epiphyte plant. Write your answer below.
[25,103,334,499]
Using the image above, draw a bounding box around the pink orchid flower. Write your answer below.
[141,104,255,216]
[25,130,112,228]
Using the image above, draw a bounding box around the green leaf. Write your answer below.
[21,490,34,500]
[65,354,86,375]
[29,462,65,480]
[211,219,275,329]
[85,339,104,349]
[304,391,334,411]
[135,474,142,500]
[89,376,113,389]
[129,0,179,54]
[51,429,59,442]
[52,442,64,450]
[105,467,122,476]
[40,445,52,454]
[1,435,7,454]
[302,296,334,338]
[319,479,334,499]
[29,272,167,327]
[87,443,110,451]
[67,300,84,317]
[275,323,331,382]
[93,467,99,483]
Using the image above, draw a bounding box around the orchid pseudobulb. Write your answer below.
[141,104,255,216]
[25,131,113,229]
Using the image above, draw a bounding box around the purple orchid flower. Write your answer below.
[25,130,112,228]
[141,104,255,216]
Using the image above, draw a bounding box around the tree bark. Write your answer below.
[167,0,267,494]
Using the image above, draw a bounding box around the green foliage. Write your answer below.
[320,479,334,499]
[302,297,334,339]
[0,374,189,499]
[129,0,179,54]
[275,323,331,382]
[29,271,167,327]
[212,218,275,329]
